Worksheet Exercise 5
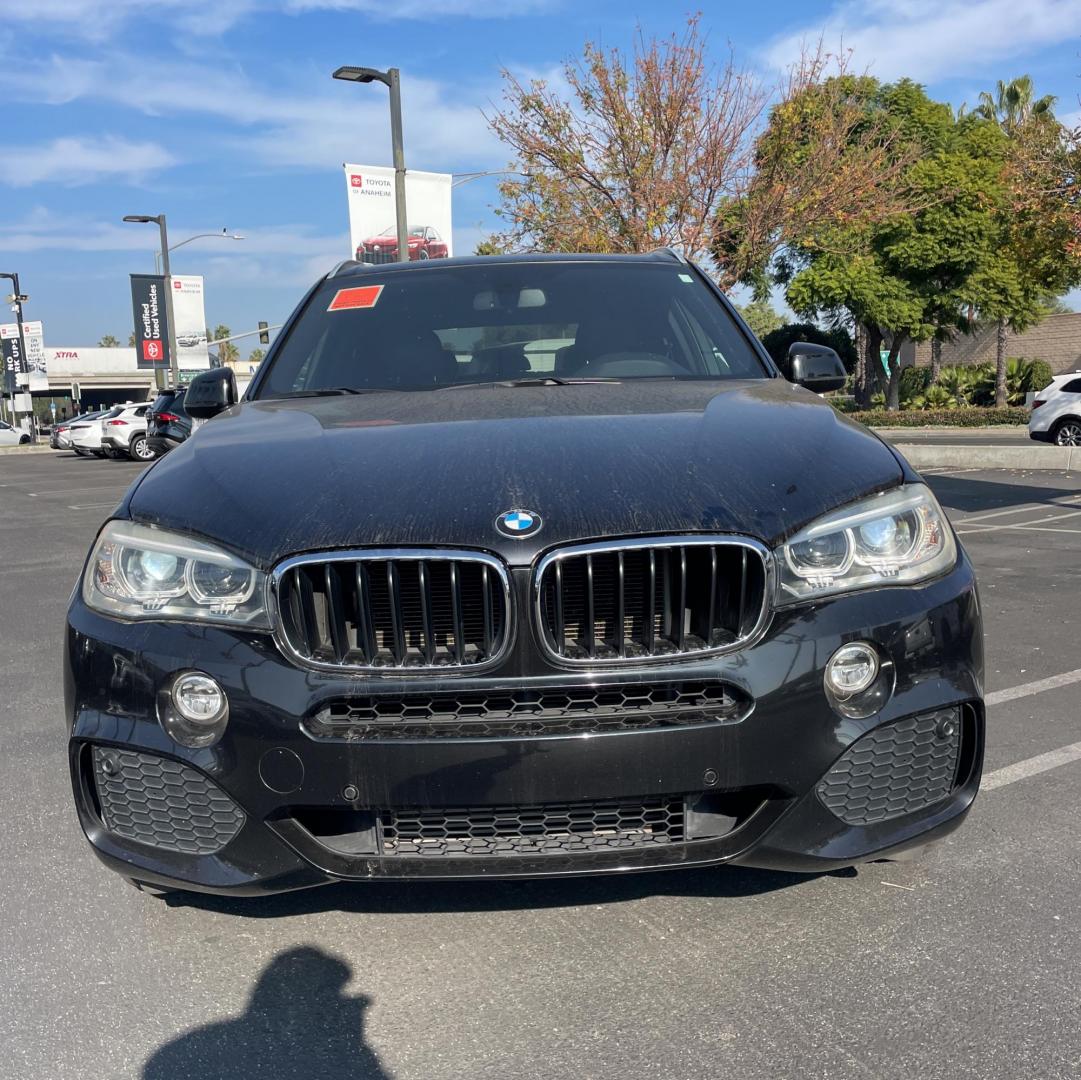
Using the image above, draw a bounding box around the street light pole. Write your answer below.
[154,230,245,274]
[332,65,409,263]
[123,214,181,387]
[0,270,32,439]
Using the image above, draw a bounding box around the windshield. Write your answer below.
[257,261,768,398]
[378,226,426,238]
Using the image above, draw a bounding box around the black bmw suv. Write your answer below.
[145,386,191,458]
[65,252,983,897]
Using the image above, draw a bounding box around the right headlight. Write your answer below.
[776,483,956,604]
[83,520,271,627]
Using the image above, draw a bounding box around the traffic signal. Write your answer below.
[258,321,269,345]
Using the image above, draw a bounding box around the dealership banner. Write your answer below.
[343,164,453,263]
[170,275,211,369]
[1,321,46,392]
[130,274,172,370]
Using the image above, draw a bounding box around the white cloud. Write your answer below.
[0,135,177,187]
[284,0,553,17]
[0,0,261,39]
[762,0,1081,83]
[0,54,503,172]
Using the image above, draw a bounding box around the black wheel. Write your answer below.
[418,248,430,260]
[129,434,156,462]
[18,434,30,445]
[1053,419,1081,447]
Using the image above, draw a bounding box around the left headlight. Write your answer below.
[776,483,956,605]
[83,520,271,628]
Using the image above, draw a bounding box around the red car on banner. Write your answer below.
[357,226,448,264]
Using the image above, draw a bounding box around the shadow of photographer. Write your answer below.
[143,946,391,1079]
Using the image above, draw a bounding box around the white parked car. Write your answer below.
[101,402,155,461]
[0,419,31,446]
[69,406,124,457]
[1029,371,1081,446]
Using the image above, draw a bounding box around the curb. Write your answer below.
[0,444,55,456]
[893,443,1079,472]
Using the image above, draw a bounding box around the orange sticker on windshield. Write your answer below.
[328,284,384,311]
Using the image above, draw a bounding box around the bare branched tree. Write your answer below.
[484,16,767,260]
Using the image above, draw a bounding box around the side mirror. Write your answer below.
[788,342,847,394]
[185,367,237,419]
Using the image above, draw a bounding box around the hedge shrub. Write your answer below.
[841,406,1030,427]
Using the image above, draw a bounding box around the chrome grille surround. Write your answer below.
[271,548,513,675]
[533,536,773,667]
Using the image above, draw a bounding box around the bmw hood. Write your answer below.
[125,380,905,568]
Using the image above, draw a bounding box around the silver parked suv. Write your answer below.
[101,402,155,461]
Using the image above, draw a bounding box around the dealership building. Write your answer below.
[19,345,215,421]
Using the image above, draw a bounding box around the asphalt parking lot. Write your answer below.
[2,451,1080,1080]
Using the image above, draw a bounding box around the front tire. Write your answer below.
[129,435,156,462]
[18,434,30,445]
[1053,419,1081,447]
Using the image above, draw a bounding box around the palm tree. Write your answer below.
[974,76,1056,405]
[975,76,1056,134]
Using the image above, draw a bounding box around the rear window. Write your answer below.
[150,391,187,417]
[256,261,767,398]
[1059,378,1081,394]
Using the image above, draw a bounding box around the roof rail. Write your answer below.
[651,246,688,264]
[328,259,366,278]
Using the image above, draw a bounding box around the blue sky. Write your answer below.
[1,0,1079,348]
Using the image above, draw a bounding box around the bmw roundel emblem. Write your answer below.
[496,509,543,539]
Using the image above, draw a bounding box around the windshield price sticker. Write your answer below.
[328,285,384,312]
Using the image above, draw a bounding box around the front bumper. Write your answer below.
[65,557,983,895]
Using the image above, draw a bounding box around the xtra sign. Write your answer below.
[130,274,172,370]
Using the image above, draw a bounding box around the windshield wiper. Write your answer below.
[283,387,394,397]
[435,376,624,391]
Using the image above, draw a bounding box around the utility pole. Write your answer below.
[332,65,410,263]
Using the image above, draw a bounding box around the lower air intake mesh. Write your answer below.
[92,746,245,855]
[816,709,963,826]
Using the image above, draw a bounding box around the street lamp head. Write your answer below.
[333,65,390,86]
[123,215,159,224]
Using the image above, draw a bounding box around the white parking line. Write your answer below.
[982,743,1081,791]
[986,668,1081,706]
[956,508,1081,535]
[956,495,1081,525]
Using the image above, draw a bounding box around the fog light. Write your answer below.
[161,671,229,748]
[825,643,879,697]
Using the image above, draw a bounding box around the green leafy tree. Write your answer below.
[127,332,136,347]
[98,335,120,348]
[969,76,1080,404]
[248,347,265,365]
[736,299,784,340]
[761,322,856,374]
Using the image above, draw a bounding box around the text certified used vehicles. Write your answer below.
[65,252,984,898]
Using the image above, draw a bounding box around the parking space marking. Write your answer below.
[955,494,1081,525]
[986,667,1081,707]
[982,742,1081,791]
[67,502,119,510]
[955,508,1081,535]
